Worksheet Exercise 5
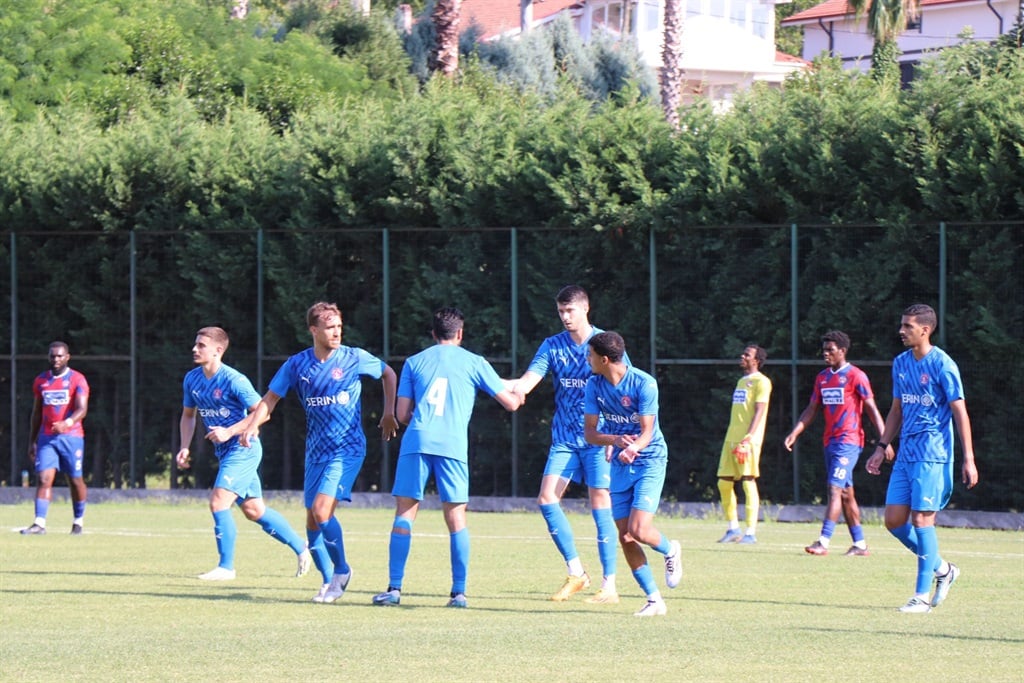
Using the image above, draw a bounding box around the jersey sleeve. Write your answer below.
[584,377,600,415]
[526,339,552,377]
[398,361,415,400]
[356,348,386,380]
[182,373,196,409]
[939,359,965,403]
[637,373,660,415]
[233,373,262,409]
[72,372,90,398]
[754,375,772,402]
[474,356,506,397]
[852,368,874,400]
[267,358,295,397]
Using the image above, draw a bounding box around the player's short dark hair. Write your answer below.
[903,303,937,330]
[589,331,626,363]
[556,285,589,306]
[746,344,767,368]
[48,341,70,355]
[432,307,465,341]
[307,302,342,328]
[197,326,230,351]
[821,330,850,352]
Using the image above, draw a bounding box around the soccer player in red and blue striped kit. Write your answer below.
[21,341,90,535]
[784,330,889,556]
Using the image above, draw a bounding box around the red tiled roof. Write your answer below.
[782,0,971,24]
[461,0,581,41]
[775,50,810,65]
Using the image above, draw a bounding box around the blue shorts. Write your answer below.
[35,434,85,478]
[303,453,366,507]
[392,453,468,504]
[542,442,611,490]
[215,442,263,501]
[610,457,666,520]
[885,458,953,512]
[824,442,862,488]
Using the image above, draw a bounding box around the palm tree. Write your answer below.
[431,0,462,76]
[659,0,685,127]
[846,0,920,83]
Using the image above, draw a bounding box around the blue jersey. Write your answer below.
[584,366,667,462]
[268,346,386,464]
[182,364,261,460]
[398,344,507,462]
[527,327,627,448]
[891,346,964,463]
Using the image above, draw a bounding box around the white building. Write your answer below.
[781,0,1020,77]
[459,0,809,106]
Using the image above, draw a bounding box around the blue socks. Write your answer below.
[318,516,349,575]
[255,507,305,554]
[821,519,836,540]
[34,498,50,521]
[307,528,332,583]
[652,532,671,556]
[889,522,919,554]
[450,527,470,595]
[592,507,617,577]
[914,525,940,595]
[632,564,658,597]
[388,517,413,589]
[540,503,578,563]
[212,509,237,570]
[849,523,865,544]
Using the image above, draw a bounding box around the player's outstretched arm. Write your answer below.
[494,386,525,412]
[504,371,543,397]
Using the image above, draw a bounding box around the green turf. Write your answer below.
[2,502,1022,682]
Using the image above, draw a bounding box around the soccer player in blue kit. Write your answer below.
[175,327,311,581]
[371,307,524,608]
[240,303,399,603]
[509,285,621,603]
[583,331,682,617]
[865,304,978,613]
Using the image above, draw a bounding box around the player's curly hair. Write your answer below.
[589,331,626,363]
[821,330,850,352]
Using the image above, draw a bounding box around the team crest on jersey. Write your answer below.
[920,373,930,385]
[332,367,344,380]
[838,375,847,385]
[213,388,222,399]
[620,396,632,408]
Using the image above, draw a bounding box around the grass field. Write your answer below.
[2,501,1022,683]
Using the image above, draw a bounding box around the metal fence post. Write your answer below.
[790,223,800,504]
